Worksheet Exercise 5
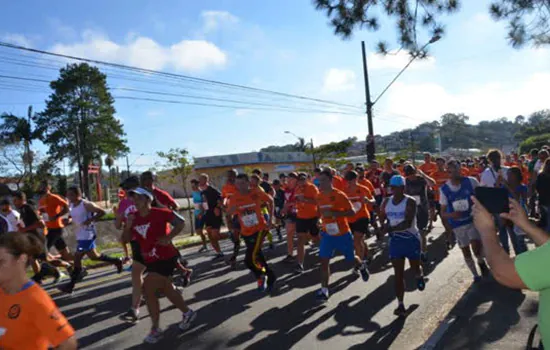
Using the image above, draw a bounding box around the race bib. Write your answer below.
[452,199,469,212]
[374,188,382,196]
[353,202,362,212]
[325,222,339,236]
[242,212,259,227]
[42,213,50,222]
[413,196,421,205]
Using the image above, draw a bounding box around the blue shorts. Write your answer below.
[194,216,205,230]
[77,239,96,252]
[389,233,421,261]
[319,232,355,261]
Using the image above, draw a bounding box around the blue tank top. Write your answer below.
[192,191,203,217]
[441,177,475,228]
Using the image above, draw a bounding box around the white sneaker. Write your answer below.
[144,328,162,344]
[178,309,197,331]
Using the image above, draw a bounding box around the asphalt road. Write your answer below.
[44,223,476,350]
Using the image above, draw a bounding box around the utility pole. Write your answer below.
[126,155,131,176]
[310,138,317,169]
[361,41,375,162]
[26,106,33,185]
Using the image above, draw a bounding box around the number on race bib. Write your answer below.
[452,199,469,212]
[325,222,340,235]
[242,211,259,227]
[353,202,362,212]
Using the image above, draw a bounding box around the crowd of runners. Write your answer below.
[1,146,549,348]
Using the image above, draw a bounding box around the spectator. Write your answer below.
[537,159,550,233]
[503,167,528,254]
[472,196,549,348]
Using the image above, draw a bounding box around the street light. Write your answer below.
[284,131,316,168]
[361,34,442,161]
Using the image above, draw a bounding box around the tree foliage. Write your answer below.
[36,63,128,197]
[515,109,550,141]
[490,0,550,48]
[314,0,459,54]
[519,133,550,153]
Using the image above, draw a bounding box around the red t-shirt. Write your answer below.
[366,169,383,196]
[284,187,297,215]
[152,187,178,209]
[130,208,179,263]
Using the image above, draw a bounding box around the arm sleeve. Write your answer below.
[34,293,75,347]
[514,241,550,291]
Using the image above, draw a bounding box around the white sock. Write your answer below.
[465,257,479,277]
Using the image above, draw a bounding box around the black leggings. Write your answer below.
[243,231,275,281]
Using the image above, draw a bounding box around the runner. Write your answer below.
[419,153,437,175]
[344,170,375,270]
[221,169,240,268]
[251,170,275,249]
[281,172,298,263]
[12,191,61,285]
[116,177,141,265]
[316,169,369,301]
[366,160,384,239]
[380,159,400,196]
[191,179,208,253]
[37,181,73,266]
[60,186,123,294]
[502,167,528,254]
[330,168,346,191]
[295,172,320,273]
[469,157,485,180]
[403,164,436,263]
[272,179,285,241]
[0,200,20,233]
[122,188,196,344]
[199,173,224,260]
[140,171,180,210]
[430,157,454,249]
[379,175,425,317]
[313,167,322,188]
[460,162,470,176]
[420,153,438,232]
[440,160,489,282]
[0,232,77,350]
[226,174,277,293]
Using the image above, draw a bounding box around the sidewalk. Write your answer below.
[433,278,539,349]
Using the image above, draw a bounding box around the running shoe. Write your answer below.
[120,308,139,323]
[315,288,329,302]
[267,275,277,294]
[52,269,62,284]
[393,304,407,317]
[212,253,224,261]
[257,275,267,292]
[178,309,197,331]
[359,263,370,282]
[352,266,360,276]
[59,284,74,295]
[364,257,372,265]
[182,269,193,287]
[198,246,208,253]
[416,276,426,291]
[76,269,88,282]
[282,255,295,264]
[295,264,305,274]
[478,262,490,277]
[115,258,124,274]
[144,328,163,344]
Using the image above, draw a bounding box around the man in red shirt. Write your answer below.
[140,171,179,210]
[123,187,196,344]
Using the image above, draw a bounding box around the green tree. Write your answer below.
[516,109,550,141]
[519,133,550,153]
[314,0,457,54]
[490,0,550,48]
[36,63,129,198]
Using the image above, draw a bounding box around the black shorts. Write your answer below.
[146,256,178,277]
[231,215,241,230]
[46,228,67,252]
[350,217,370,234]
[204,210,223,230]
[296,217,320,236]
[285,213,297,225]
[417,205,429,231]
[130,240,145,265]
[375,195,383,206]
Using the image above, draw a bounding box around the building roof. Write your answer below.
[194,152,313,169]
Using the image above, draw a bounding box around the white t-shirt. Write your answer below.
[534,160,543,174]
[480,166,509,188]
[439,177,479,206]
[3,210,21,232]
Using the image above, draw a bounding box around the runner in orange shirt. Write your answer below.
[419,153,437,175]
[222,169,241,268]
[295,173,320,273]
[330,168,346,191]
[226,174,276,293]
[429,158,454,249]
[315,169,369,301]
[0,232,76,350]
[460,162,470,177]
[468,158,484,180]
[344,170,376,271]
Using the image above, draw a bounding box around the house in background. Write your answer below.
[158,152,314,198]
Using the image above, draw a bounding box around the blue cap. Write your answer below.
[389,175,406,187]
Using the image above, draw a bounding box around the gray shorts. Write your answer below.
[453,223,480,248]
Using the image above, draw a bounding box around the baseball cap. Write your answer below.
[129,187,154,201]
[389,175,406,187]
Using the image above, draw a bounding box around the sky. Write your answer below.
[0,0,548,173]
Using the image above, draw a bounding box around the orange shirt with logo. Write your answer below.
[419,162,437,175]
[295,182,319,219]
[317,189,353,236]
[430,169,450,201]
[38,193,68,230]
[227,189,271,236]
[343,184,372,222]
[0,283,74,350]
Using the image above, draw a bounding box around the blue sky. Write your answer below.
[0,0,548,172]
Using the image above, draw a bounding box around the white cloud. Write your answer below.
[50,31,227,73]
[323,68,356,92]
[1,33,32,47]
[201,11,239,34]
[368,51,435,70]
[320,114,342,124]
[379,72,550,127]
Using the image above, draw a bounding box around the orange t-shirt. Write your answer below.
[221,183,237,207]
[419,162,437,175]
[0,282,74,350]
[332,176,346,191]
[343,184,372,222]
[227,189,271,237]
[469,167,483,180]
[397,165,405,175]
[295,182,319,219]
[358,178,376,211]
[316,188,353,236]
[38,193,68,230]
[460,167,470,176]
[430,169,450,201]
